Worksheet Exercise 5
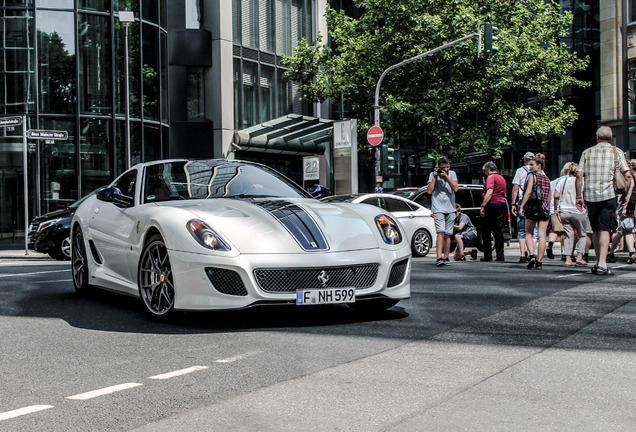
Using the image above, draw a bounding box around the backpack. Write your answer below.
[527,173,544,207]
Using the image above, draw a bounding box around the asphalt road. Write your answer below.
[2,246,636,431]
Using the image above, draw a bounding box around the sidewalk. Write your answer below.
[0,238,55,260]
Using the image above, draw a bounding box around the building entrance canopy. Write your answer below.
[233,114,335,155]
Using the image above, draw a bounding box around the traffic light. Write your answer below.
[483,22,498,56]
[380,144,395,174]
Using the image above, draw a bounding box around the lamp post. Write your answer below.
[118,9,134,170]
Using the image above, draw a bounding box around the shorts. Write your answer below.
[433,212,454,236]
[524,206,550,222]
[461,230,478,246]
[586,198,618,232]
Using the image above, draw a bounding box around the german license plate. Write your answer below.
[296,288,356,305]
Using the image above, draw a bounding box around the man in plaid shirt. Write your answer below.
[576,126,631,275]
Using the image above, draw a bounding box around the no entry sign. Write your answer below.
[367,126,384,146]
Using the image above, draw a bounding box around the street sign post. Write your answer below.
[28,130,68,140]
[367,126,384,146]
[0,117,22,127]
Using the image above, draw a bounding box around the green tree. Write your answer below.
[282,0,589,160]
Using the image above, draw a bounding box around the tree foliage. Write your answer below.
[282,0,589,160]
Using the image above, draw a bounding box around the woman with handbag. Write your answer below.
[608,159,636,264]
[519,155,551,269]
[553,163,591,267]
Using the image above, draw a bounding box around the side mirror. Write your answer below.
[97,187,134,208]
[309,184,331,199]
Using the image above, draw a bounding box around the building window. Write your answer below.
[79,13,112,115]
[187,67,205,119]
[185,0,203,29]
[2,11,35,113]
[37,10,76,114]
[80,118,111,194]
[630,0,636,23]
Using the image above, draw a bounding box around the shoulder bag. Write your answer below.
[613,144,629,195]
[550,178,566,235]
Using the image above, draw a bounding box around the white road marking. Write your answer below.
[148,366,209,380]
[215,351,263,364]
[0,269,68,279]
[66,383,142,400]
[0,405,54,421]
[556,273,582,278]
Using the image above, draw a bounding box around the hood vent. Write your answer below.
[254,200,329,251]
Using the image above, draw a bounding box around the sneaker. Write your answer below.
[546,247,554,260]
[443,258,451,266]
[607,253,616,263]
[436,258,444,267]
[454,254,466,261]
[480,257,493,262]
[470,250,478,260]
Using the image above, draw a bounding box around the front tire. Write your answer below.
[71,228,90,294]
[50,235,71,260]
[411,229,432,257]
[138,234,175,319]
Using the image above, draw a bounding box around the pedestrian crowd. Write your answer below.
[427,126,634,276]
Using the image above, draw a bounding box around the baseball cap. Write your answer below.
[523,152,535,159]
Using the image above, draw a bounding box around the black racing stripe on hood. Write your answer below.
[254,200,329,251]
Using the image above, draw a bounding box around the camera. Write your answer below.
[436,168,446,175]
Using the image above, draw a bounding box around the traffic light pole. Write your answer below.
[373,31,479,128]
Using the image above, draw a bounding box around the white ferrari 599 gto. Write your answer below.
[71,159,411,319]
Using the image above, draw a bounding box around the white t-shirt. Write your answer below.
[557,176,586,215]
[512,165,531,203]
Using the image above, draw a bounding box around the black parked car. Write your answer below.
[389,184,512,251]
[28,188,103,260]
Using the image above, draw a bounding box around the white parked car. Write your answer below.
[321,193,435,257]
[70,159,411,319]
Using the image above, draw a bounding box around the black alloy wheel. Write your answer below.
[138,234,176,319]
[71,228,90,293]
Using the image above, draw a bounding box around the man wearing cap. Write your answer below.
[511,152,537,263]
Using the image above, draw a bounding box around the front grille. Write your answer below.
[254,264,379,293]
[205,268,248,296]
[387,259,409,287]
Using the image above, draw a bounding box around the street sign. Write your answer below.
[28,130,68,140]
[367,126,384,146]
[0,117,22,127]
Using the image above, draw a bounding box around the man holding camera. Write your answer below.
[427,157,459,266]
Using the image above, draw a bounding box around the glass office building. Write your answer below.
[0,0,169,239]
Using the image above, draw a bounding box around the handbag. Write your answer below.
[551,178,567,234]
[550,212,565,234]
[613,144,629,195]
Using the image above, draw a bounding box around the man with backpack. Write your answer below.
[511,152,536,262]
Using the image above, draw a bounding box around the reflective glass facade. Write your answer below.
[232,0,313,130]
[0,0,168,238]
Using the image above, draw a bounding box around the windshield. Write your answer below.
[143,160,310,203]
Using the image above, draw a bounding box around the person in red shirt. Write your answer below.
[479,161,508,261]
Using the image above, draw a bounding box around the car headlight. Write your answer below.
[375,215,402,245]
[37,218,62,232]
[187,219,231,251]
